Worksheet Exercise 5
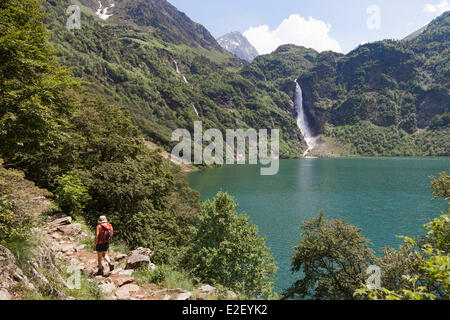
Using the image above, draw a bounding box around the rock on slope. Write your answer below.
[217,31,259,62]
[0,213,237,300]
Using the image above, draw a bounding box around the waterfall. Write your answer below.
[294,80,315,157]
[192,104,199,117]
[173,60,189,84]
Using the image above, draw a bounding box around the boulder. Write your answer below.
[130,248,154,259]
[49,216,72,227]
[99,282,116,296]
[0,245,34,291]
[83,266,97,276]
[125,247,154,270]
[114,253,127,262]
[0,289,12,300]
[51,233,62,240]
[118,269,134,276]
[57,223,82,236]
[114,276,134,287]
[227,290,238,299]
[126,254,149,270]
[199,284,216,295]
[176,291,193,300]
[115,283,140,300]
[75,245,85,252]
[110,267,123,275]
[60,244,75,253]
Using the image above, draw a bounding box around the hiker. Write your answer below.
[95,215,115,276]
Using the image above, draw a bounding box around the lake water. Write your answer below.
[187,158,450,292]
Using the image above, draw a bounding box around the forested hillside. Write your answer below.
[0,0,201,264]
[44,1,449,158]
[295,12,450,156]
[45,0,306,158]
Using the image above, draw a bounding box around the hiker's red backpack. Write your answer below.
[99,223,114,243]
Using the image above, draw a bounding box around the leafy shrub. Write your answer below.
[0,196,31,245]
[134,265,194,291]
[431,171,450,200]
[354,172,450,300]
[283,212,376,300]
[186,192,277,298]
[55,174,91,216]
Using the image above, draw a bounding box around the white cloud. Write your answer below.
[243,14,342,55]
[423,0,450,14]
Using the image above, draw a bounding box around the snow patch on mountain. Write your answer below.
[96,1,115,20]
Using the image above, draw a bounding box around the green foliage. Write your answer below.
[43,0,305,158]
[355,213,450,300]
[297,13,450,156]
[0,196,30,245]
[0,0,201,272]
[16,263,104,300]
[431,171,450,200]
[0,0,79,164]
[134,265,194,291]
[55,174,91,215]
[0,160,49,246]
[430,112,450,130]
[354,275,437,300]
[355,172,450,300]
[325,122,450,156]
[61,269,104,300]
[283,212,376,300]
[186,192,277,298]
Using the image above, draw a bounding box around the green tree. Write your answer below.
[0,159,49,246]
[187,192,277,298]
[0,0,201,272]
[0,0,78,164]
[431,171,450,200]
[59,98,200,265]
[355,172,450,300]
[283,212,376,300]
[55,174,91,216]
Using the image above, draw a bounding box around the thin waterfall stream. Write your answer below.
[294,80,316,157]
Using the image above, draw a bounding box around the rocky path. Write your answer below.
[44,214,218,300]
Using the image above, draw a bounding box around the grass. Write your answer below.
[110,240,130,254]
[61,268,104,300]
[310,135,355,158]
[13,262,104,300]
[72,215,96,253]
[133,265,195,291]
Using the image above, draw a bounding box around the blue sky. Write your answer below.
[169,0,449,53]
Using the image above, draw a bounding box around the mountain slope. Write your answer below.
[45,0,306,158]
[217,31,259,62]
[45,1,449,158]
[293,12,450,156]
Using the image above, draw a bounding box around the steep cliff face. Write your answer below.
[217,31,259,62]
[298,12,449,133]
[286,12,449,155]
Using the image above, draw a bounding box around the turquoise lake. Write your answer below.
[187,157,450,292]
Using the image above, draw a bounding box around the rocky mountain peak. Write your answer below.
[217,31,259,62]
